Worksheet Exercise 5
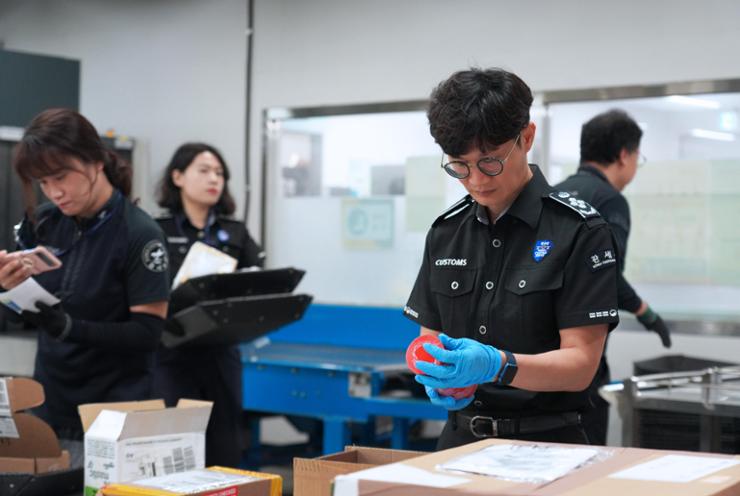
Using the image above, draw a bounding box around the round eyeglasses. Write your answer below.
[441,134,521,179]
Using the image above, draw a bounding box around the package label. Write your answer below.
[609,454,740,483]
[130,468,255,493]
[0,379,18,438]
[0,378,10,413]
[85,433,205,494]
[0,416,19,438]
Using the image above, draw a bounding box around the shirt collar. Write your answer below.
[578,163,610,184]
[176,209,217,232]
[472,165,550,228]
[77,189,122,230]
[504,164,552,229]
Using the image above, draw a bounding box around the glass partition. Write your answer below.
[264,108,466,306]
[545,91,740,318]
[263,83,739,320]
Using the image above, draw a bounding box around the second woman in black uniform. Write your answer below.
[153,143,264,467]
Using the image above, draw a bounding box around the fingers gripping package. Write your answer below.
[405,335,477,399]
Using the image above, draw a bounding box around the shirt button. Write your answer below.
[492,238,502,248]
[197,231,205,239]
[474,400,483,407]
[179,246,187,254]
[518,279,527,289]
[485,281,494,290]
[451,281,459,290]
[479,325,487,335]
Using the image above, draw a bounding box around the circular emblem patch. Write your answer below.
[142,240,169,273]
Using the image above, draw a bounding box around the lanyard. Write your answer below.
[15,190,123,257]
[175,211,227,248]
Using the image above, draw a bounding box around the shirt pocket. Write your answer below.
[503,266,564,352]
[430,268,477,337]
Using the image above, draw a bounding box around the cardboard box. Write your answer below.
[79,399,213,496]
[294,446,425,496]
[0,376,71,474]
[333,439,740,496]
[100,466,282,496]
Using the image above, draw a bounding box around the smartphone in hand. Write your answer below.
[18,246,63,274]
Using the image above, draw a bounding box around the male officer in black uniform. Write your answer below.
[556,109,671,445]
[405,68,619,449]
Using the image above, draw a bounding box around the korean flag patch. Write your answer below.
[533,240,553,263]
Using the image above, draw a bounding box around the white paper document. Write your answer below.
[171,241,238,289]
[334,464,468,496]
[0,277,60,314]
[609,454,740,483]
[131,468,257,492]
[438,444,599,484]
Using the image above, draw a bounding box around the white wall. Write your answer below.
[0,0,248,216]
[250,0,740,232]
[250,0,740,447]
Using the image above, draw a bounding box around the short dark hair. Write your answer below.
[428,67,533,156]
[157,142,236,216]
[580,109,643,165]
[13,108,132,217]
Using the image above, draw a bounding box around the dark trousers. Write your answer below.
[154,345,244,467]
[437,411,590,451]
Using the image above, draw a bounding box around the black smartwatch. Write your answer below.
[498,350,518,385]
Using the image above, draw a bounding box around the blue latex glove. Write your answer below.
[424,386,474,411]
[415,334,503,389]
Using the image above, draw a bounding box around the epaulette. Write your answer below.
[546,191,605,228]
[432,195,473,227]
[154,214,174,222]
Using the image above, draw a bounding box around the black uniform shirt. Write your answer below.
[17,190,170,430]
[556,165,641,313]
[404,165,619,415]
[156,212,264,282]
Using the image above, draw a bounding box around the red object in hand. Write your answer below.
[438,385,478,399]
[405,334,443,374]
[406,335,478,399]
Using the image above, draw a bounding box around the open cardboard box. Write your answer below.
[0,376,81,496]
[0,377,70,474]
[333,439,740,496]
[79,398,213,496]
[294,445,425,496]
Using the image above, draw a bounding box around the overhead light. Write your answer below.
[719,111,739,131]
[666,95,721,109]
[689,128,736,142]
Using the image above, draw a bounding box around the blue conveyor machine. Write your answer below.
[240,304,446,454]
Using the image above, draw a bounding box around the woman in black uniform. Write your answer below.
[0,108,170,458]
[154,143,264,467]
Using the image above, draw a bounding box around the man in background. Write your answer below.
[556,109,671,445]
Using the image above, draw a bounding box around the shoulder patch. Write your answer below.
[547,192,600,219]
[141,240,169,273]
[432,195,473,227]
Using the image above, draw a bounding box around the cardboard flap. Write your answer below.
[118,404,212,439]
[79,399,165,433]
[0,412,61,457]
[85,410,128,441]
[0,377,45,412]
[176,399,213,409]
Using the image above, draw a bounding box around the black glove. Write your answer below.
[637,306,671,348]
[21,302,72,340]
[164,318,185,337]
